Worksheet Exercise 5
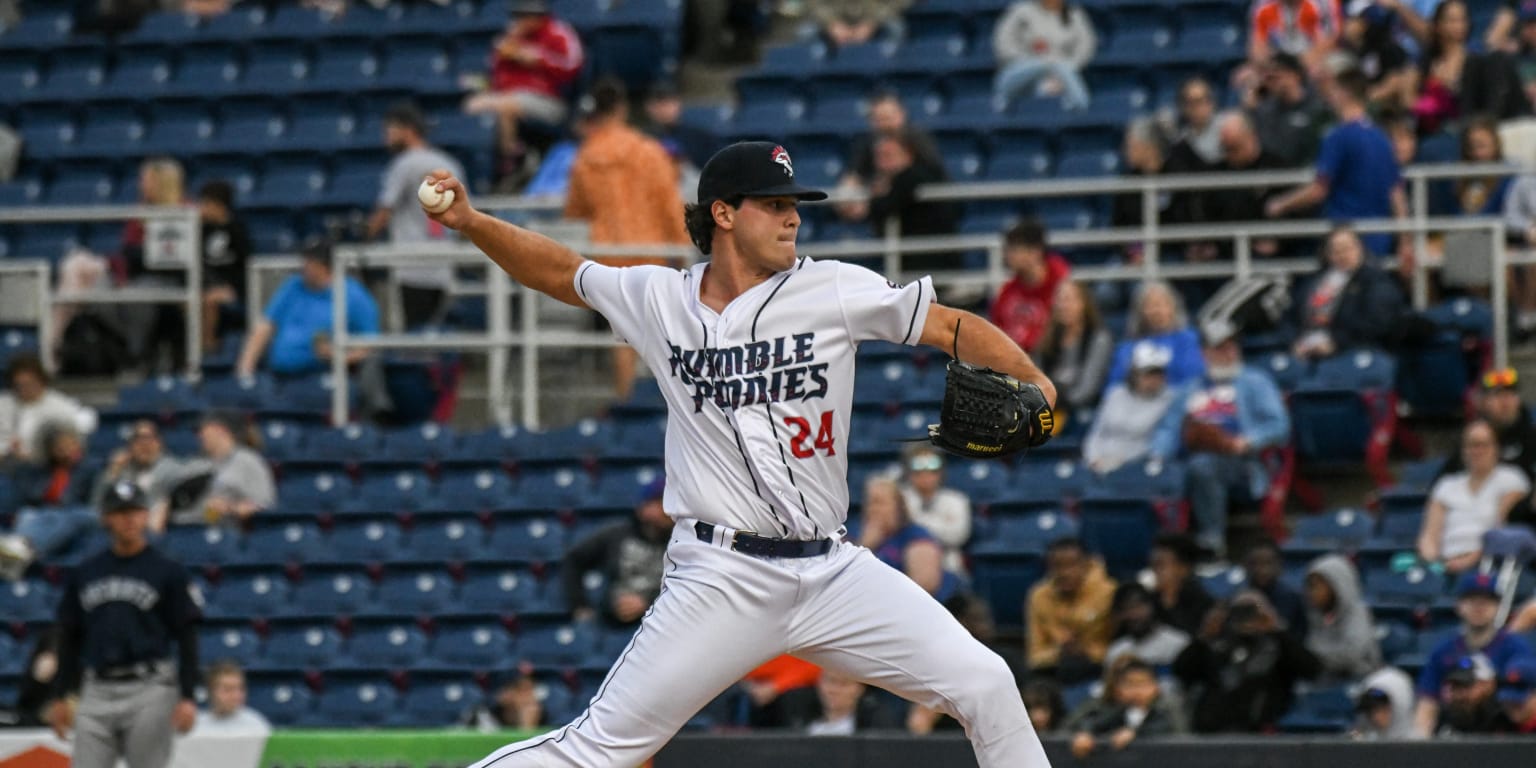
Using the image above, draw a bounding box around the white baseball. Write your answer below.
[418,179,455,214]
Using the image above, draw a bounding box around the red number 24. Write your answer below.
[784,410,836,459]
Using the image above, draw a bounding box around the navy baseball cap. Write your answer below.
[696,142,829,206]
[1498,657,1536,704]
[102,481,149,514]
[1456,571,1501,599]
[638,477,665,504]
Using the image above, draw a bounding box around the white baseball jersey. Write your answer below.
[573,257,934,540]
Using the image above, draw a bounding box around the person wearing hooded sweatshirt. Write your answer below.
[1083,341,1185,475]
[1352,666,1420,740]
[1173,588,1322,733]
[1304,554,1383,683]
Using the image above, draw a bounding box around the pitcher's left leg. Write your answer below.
[789,545,1051,768]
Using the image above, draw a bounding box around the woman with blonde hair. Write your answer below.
[1103,280,1204,389]
[857,475,955,600]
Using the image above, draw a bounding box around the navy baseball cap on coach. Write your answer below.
[696,142,829,206]
[102,481,149,513]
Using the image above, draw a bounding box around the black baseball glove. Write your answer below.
[927,360,1054,459]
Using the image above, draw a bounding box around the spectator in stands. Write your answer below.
[1497,656,1536,734]
[465,672,549,731]
[1105,281,1205,388]
[1437,655,1515,734]
[0,354,97,464]
[1414,571,1535,736]
[1150,533,1217,637]
[462,0,584,180]
[90,420,184,514]
[837,92,943,224]
[768,670,899,734]
[10,628,59,728]
[1351,666,1419,740]
[1499,162,1536,335]
[739,656,823,727]
[990,219,1071,353]
[1175,321,1291,558]
[194,661,270,735]
[163,411,274,530]
[235,239,381,379]
[1267,69,1408,257]
[1247,53,1329,167]
[1432,115,1513,217]
[1162,78,1223,171]
[1104,582,1190,667]
[1174,588,1322,732]
[857,476,956,600]
[1488,0,1536,52]
[1067,656,1187,758]
[1036,279,1113,425]
[1418,419,1530,573]
[640,80,715,171]
[1291,226,1408,360]
[1026,537,1117,684]
[898,446,971,575]
[1083,341,1184,475]
[1336,2,1417,111]
[1249,0,1341,70]
[1415,0,1530,134]
[196,181,252,353]
[992,0,1097,111]
[1023,679,1066,734]
[118,157,189,371]
[1112,118,1173,256]
[1439,368,1536,525]
[563,477,671,627]
[1304,554,1382,682]
[810,0,910,47]
[17,424,94,507]
[1242,539,1309,642]
[865,133,961,272]
[366,102,466,330]
[1188,112,1289,259]
[564,79,691,400]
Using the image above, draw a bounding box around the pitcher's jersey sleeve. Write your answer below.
[834,262,936,346]
[572,261,674,346]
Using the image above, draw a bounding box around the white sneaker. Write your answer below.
[0,535,35,581]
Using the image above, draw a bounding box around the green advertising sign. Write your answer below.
[258,729,545,768]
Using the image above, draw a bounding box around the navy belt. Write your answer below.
[694,522,832,559]
[94,660,166,682]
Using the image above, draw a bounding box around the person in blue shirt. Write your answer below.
[1414,571,1534,735]
[852,476,958,602]
[1104,280,1205,389]
[235,239,380,378]
[1266,68,1407,257]
[1171,321,1292,558]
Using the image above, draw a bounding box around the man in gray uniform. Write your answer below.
[48,482,202,768]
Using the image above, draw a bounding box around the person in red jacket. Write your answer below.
[463,0,584,174]
[989,219,1071,352]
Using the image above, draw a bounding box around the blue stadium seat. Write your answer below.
[1286,508,1375,558]
[142,105,216,157]
[45,173,115,206]
[433,621,516,670]
[0,53,40,101]
[238,522,327,566]
[1172,25,1244,64]
[434,468,516,514]
[0,579,54,624]
[507,467,593,512]
[0,10,72,51]
[161,526,240,569]
[323,3,404,38]
[378,40,453,92]
[167,46,242,98]
[189,158,258,202]
[246,677,314,726]
[973,511,1081,556]
[237,44,311,96]
[246,162,327,209]
[11,223,83,261]
[326,168,381,208]
[203,374,276,412]
[458,566,558,617]
[308,43,381,93]
[518,623,592,669]
[258,4,330,40]
[1054,149,1121,179]
[0,180,42,207]
[400,679,478,726]
[16,109,75,160]
[728,99,807,137]
[1277,685,1354,733]
[588,465,663,512]
[36,51,106,102]
[521,419,610,467]
[302,423,381,467]
[277,470,354,514]
[206,573,292,620]
[1364,563,1449,617]
[199,3,270,42]
[374,423,456,468]
[344,470,434,516]
[324,520,404,566]
[116,375,204,416]
[291,569,374,616]
[445,425,530,467]
[970,549,1043,630]
[1291,350,1396,465]
[121,11,204,47]
[199,624,263,667]
[253,419,305,465]
[346,622,431,669]
[486,518,568,564]
[403,518,488,562]
[1079,460,1187,578]
[367,569,457,617]
[286,110,366,154]
[316,679,400,727]
[598,418,667,465]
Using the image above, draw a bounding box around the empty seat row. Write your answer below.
[163,518,583,567]
[242,673,591,727]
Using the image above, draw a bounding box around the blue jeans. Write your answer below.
[993,58,1091,110]
[16,506,98,558]
[1186,453,1254,558]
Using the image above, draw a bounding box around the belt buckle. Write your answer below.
[730,530,758,551]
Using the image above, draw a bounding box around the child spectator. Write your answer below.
[1150,534,1217,637]
[1419,419,1529,573]
[1104,582,1191,667]
[194,662,271,735]
[0,354,97,464]
[1035,280,1113,426]
[1351,666,1419,740]
[990,220,1071,353]
[1068,656,1187,758]
[562,478,671,627]
[1022,679,1067,735]
[1083,342,1183,474]
[1026,538,1118,683]
[1304,554,1382,683]
[1291,226,1408,360]
[856,477,956,601]
[462,1,584,179]
[1174,589,1322,732]
[1104,281,1205,388]
[1242,540,1309,642]
[1414,572,1535,736]
[992,0,1097,110]
[899,447,972,575]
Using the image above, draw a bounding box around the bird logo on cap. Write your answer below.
[772,145,794,178]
